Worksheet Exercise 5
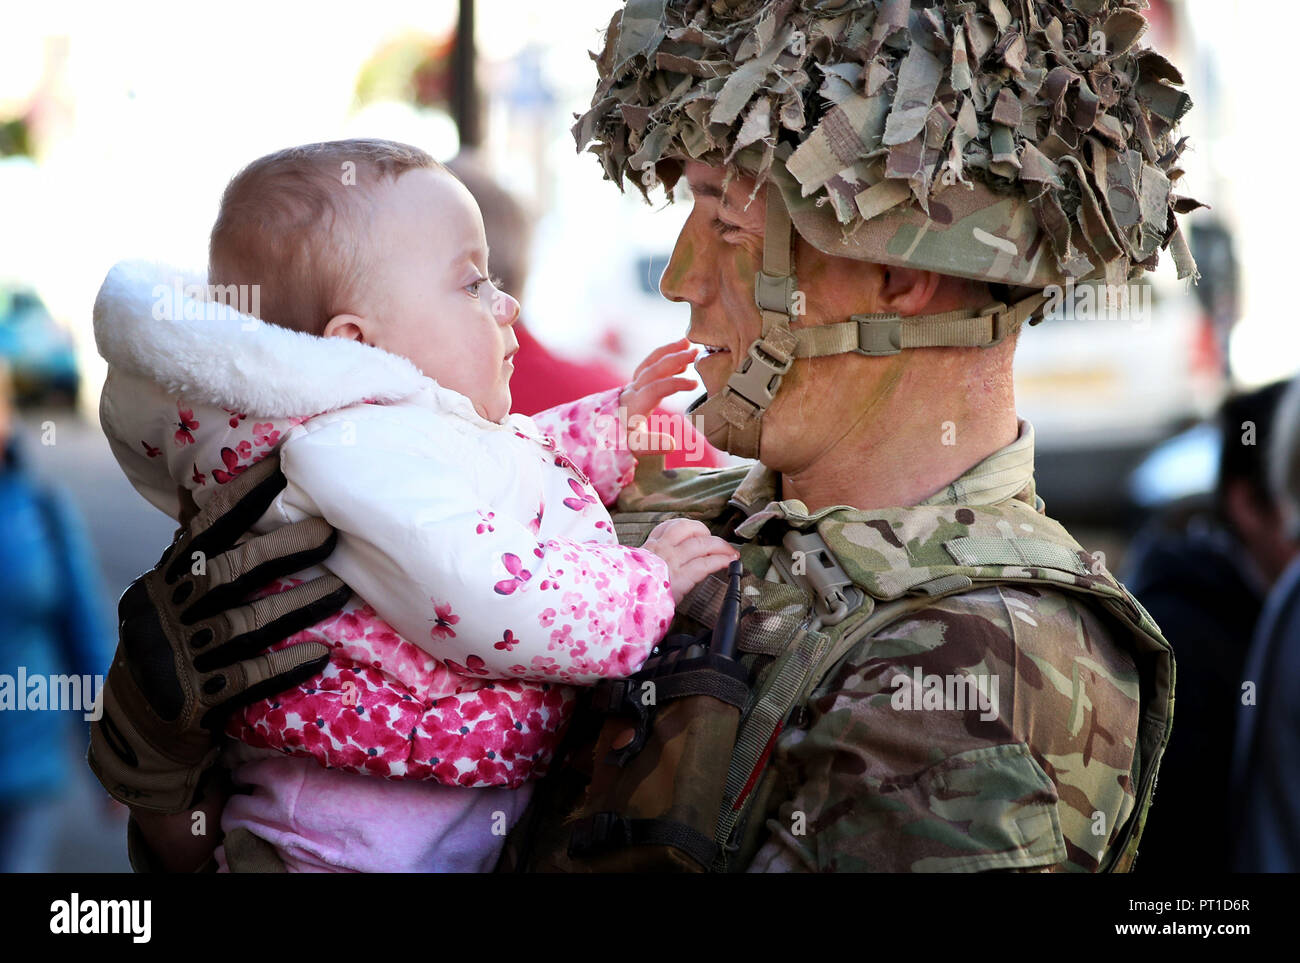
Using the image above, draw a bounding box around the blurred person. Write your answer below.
[1123,380,1293,873]
[1231,376,1300,871]
[445,151,721,469]
[0,362,114,871]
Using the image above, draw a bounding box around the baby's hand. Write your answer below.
[641,518,739,606]
[619,338,699,457]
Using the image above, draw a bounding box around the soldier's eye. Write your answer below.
[710,217,742,238]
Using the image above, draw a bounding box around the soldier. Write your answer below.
[93,0,1191,872]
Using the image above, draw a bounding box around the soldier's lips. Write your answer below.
[692,349,734,397]
[693,349,732,386]
[689,339,731,359]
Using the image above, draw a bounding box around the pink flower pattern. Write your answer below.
[174,407,199,447]
[430,600,459,641]
[492,552,532,596]
[227,587,574,788]
[172,386,674,789]
[527,388,637,506]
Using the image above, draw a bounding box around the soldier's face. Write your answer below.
[662,162,912,470]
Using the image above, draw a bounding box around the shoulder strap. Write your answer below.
[710,585,959,868]
[712,524,1172,872]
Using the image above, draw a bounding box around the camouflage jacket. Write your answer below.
[605,420,1173,873]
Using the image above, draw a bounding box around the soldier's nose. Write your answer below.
[660,224,714,306]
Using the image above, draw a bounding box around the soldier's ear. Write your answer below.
[877,267,942,317]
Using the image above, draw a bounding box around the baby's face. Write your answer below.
[357,168,520,422]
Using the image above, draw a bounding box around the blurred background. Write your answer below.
[1,0,1296,873]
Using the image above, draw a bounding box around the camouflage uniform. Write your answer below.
[497,0,1191,874]
[602,420,1169,872]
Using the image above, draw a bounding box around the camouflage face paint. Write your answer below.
[659,236,694,298]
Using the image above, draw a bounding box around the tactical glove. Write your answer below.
[88,454,351,813]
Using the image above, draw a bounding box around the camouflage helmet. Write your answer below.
[574,0,1201,457]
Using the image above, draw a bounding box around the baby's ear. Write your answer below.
[323,313,368,344]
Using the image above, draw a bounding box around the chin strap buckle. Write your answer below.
[855,316,903,356]
[754,271,798,316]
[720,337,794,413]
[980,301,1013,344]
[771,529,865,627]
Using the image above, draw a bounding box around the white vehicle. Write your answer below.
[1014,266,1223,449]
[1012,264,1225,515]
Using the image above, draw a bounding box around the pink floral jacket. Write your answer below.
[94,260,676,789]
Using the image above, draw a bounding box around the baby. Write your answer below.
[93,138,737,871]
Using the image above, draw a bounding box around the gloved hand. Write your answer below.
[88,454,350,813]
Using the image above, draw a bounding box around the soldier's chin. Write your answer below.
[692,354,734,397]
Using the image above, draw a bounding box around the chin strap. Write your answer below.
[793,291,1050,358]
[686,177,799,460]
[685,185,1051,460]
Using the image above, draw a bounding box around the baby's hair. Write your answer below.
[209,138,445,334]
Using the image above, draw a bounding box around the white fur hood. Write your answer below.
[93,259,434,416]
[93,259,540,520]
